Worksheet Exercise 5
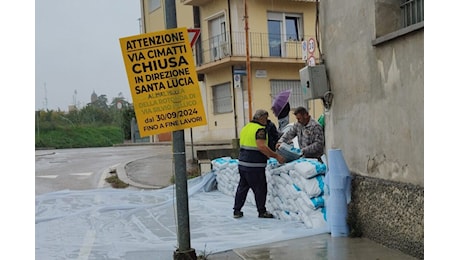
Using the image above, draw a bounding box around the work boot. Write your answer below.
[258,211,274,218]
[233,210,243,218]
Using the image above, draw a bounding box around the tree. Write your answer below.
[110,92,130,109]
[89,94,109,110]
[121,104,135,140]
[35,93,134,141]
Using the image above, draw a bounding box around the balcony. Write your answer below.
[194,31,315,73]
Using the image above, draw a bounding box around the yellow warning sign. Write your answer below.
[119,27,207,137]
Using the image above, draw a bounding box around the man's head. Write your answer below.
[293,106,310,126]
[253,109,269,126]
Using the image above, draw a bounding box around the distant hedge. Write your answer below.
[35,125,123,149]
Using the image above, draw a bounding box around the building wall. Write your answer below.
[185,61,325,143]
[186,0,321,143]
[320,0,423,186]
[139,0,324,143]
[247,0,316,35]
[202,68,236,141]
[199,0,228,42]
[142,0,163,32]
[250,63,302,114]
[142,0,194,32]
[349,174,424,259]
[319,0,423,258]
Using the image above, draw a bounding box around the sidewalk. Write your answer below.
[117,141,418,260]
[115,140,234,189]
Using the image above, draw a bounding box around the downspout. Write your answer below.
[190,6,201,160]
[228,0,238,139]
[139,0,146,33]
[227,0,233,53]
[193,6,202,65]
[232,66,238,139]
[244,0,252,119]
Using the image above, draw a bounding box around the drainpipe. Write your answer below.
[139,0,145,34]
[189,6,202,161]
[228,0,238,140]
[232,66,238,139]
[193,6,202,65]
[227,0,232,51]
[244,0,252,119]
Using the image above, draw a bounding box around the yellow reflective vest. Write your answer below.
[238,122,268,168]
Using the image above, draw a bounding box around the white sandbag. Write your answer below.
[305,196,325,210]
[277,143,302,163]
[211,157,231,169]
[273,196,284,210]
[309,207,327,228]
[303,175,325,198]
[273,174,288,187]
[305,158,327,174]
[280,172,293,185]
[286,184,298,197]
[299,211,313,229]
[286,198,297,212]
[294,161,318,179]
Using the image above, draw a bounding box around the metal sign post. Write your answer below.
[165,1,197,259]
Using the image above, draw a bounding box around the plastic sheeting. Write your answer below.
[36,173,329,259]
[325,149,352,237]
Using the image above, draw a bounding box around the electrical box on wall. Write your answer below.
[300,64,329,101]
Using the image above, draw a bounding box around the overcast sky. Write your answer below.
[35,0,141,111]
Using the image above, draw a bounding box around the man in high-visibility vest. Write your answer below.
[233,109,285,219]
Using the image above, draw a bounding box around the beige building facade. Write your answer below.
[140,0,424,258]
[140,0,323,142]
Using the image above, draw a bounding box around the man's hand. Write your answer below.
[275,142,282,150]
[276,154,286,164]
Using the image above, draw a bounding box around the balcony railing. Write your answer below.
[195,31,315,67]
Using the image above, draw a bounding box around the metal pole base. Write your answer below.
[173,248,197,260]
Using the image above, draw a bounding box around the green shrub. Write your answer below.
[35,125,123,149]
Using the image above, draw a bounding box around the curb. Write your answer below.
[115,160,165,190]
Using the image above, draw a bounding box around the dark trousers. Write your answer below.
[233,166,267,214]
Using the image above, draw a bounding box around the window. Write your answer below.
[400,0,424,28]
[267,12,303,57]
[285,16,302,41]
[149,0,161,13]
[373,0,423,45]
[209,15,228,60]
[212,83,233,114]
[268,20,282,56]
[270,80,303,109]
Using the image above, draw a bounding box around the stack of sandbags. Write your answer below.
[266,157,327,229]
[213,157,239,197]
[213,156,328,229]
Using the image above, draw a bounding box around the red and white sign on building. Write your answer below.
[187,28,200,47]
[308,56,316,66]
